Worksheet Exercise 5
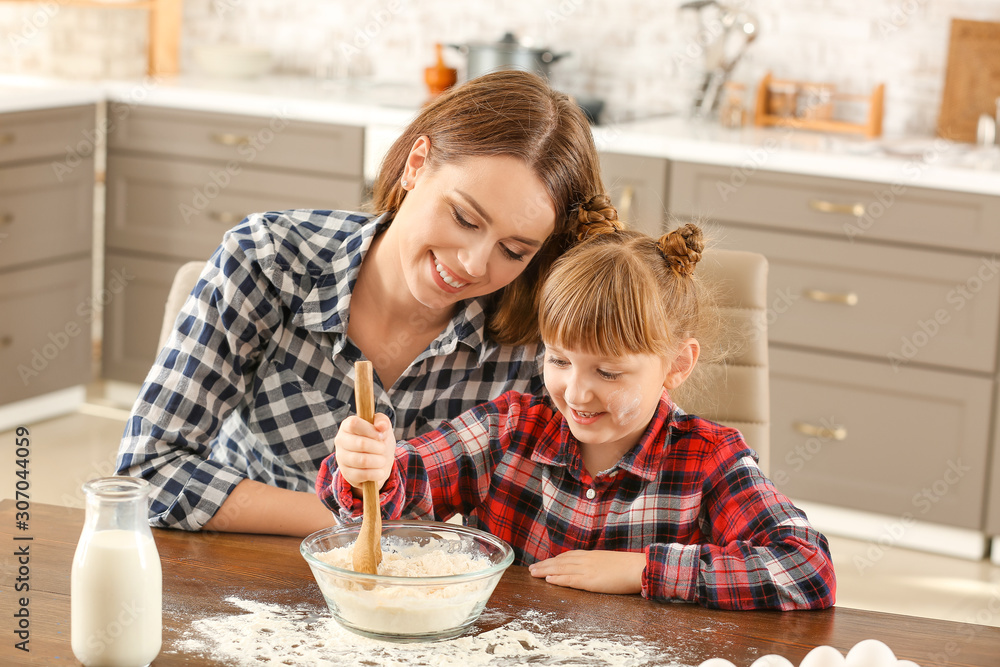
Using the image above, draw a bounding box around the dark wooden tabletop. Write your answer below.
[2,500,999,666]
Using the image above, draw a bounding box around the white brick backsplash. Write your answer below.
[3,0,1000,136]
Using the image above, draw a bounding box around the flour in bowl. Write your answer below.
[310,540,498,637]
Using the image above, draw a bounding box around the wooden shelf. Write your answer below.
[752,72,885,139]
[0,0,181,76]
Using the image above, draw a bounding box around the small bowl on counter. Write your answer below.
[300,520,514,642]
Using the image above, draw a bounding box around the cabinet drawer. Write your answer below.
[669,161,1000,254]
[0,258,92,404]
[0,105,96,166]
[101,252,191,384]
[0,159,94,270]
[108,105,364,177]
[105,154,363,260]
[599,152,669,236]
[769,347,991,529]
[715,224,1000,374]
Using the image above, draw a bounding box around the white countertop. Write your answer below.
[3,74,999,196]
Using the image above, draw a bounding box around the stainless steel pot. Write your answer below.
[449,32,569,80]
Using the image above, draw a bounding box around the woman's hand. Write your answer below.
[528,550,646,595]
[334,413,396,491]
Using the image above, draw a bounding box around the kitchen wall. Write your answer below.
[2,0,1000,136]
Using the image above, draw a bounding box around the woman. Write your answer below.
[116,70,614,537]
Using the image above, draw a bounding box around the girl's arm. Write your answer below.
[643,453,837,610]
[316,391,529,523]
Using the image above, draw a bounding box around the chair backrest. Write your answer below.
[680,248,770,472]
[158,261,208,352]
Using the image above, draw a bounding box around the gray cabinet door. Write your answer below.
[769,347,991,529]
[0,159,94,271]
[599,152,669,237]
[0,105,95,165]
[0,259,93,404]
[105,154,362,260]
[101,252,191,385]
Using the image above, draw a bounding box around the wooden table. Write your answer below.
[3,500,999,666]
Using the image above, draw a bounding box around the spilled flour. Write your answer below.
[170,596,690,666]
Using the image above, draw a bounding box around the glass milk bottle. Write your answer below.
[71,477,162,667]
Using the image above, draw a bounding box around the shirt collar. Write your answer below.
[531,390,678,482]
[293,213,500,365]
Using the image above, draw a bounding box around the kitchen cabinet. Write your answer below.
[103,104,365,383]
[598,152,669,237]
[0,105,95,406]
[669,160,1000,538]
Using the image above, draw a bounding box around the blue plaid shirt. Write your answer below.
[117,209,544,530]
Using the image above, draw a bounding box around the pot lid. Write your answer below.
[462,32,555,55]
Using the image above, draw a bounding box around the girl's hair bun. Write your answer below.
[657,223,704,276]
[575,194,622,241]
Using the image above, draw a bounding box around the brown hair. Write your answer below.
[371,70,606,346]
[538,221,708,360]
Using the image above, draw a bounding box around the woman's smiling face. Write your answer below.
[388,142,556,313]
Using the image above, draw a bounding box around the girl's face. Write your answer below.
[388,142,556,313]
[544,338,700,462]
[543,344,671,459]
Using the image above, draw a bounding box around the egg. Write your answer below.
[799,645,846,667]
[751,655,796,667]
[845,639,897,667]
[698,659,738,667]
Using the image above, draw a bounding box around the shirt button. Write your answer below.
[586,488,596,500]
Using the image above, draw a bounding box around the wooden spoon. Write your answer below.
[351,360,382,575]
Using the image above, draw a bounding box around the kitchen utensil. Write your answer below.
[938,19,1000,142]
[681,1,758,117]
[424,42,457,97]
[351,360,382,575]
[976,113,997,146]
[448,32,569,80]
[301,520,514,641]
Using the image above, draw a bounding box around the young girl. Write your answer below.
[317,212,837,611]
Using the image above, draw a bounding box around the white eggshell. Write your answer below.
[751,655,796,667]
[799,645,846,667]
[845,639,897,667]
[895,662,921,667]
[698,659,737,667]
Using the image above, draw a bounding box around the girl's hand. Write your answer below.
[334,413,396,490]
[528,550,645,595]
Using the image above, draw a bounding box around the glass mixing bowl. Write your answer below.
[300,520,514,642]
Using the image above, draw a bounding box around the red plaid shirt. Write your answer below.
[316,390,836,610]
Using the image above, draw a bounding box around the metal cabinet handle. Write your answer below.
[0,133,14,146]
[208,211,244,225]
[804,288,858,306]
[0,335,12,349]
[617,185,635,224]
[211,133,251,146]
[793,421,847,441]
[809,199,865,217]
[1,213,13,226]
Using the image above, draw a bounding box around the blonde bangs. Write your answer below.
[539,240,673,357]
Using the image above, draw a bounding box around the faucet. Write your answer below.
[680,1,759,118]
